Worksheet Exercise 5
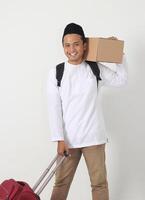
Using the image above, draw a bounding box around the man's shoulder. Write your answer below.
[47,66,56,81]
[48,62,66,75]
[48,67,55,74]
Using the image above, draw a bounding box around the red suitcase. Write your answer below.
[0,153,69,200]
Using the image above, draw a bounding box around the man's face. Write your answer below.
[63,34,86,65]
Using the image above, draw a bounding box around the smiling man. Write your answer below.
[63,34,86,65]
[47,23,127,200]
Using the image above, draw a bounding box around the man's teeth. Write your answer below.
[70,53,77,56]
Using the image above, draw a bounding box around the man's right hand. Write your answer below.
[57,141,69,156]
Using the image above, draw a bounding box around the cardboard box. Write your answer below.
[85,37,124,63]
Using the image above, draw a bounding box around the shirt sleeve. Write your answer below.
[47,68,64,142]
[98,55,128,87]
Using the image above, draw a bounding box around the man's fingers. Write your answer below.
[107,36,118,40]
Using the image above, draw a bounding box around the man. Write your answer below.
[47,23,127,200]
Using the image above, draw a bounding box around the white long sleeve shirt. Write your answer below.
[47,57,127,148]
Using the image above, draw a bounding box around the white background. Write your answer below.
[0,0,145,199]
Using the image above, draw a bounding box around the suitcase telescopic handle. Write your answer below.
[33,152,70,196]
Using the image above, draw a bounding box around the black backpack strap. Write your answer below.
[85,61,102,85]
[56,62,65,87]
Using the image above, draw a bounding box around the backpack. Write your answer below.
[56,61,102,87]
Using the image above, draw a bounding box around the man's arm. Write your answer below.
[98,55,128,87]
[47,68,69,155]
[47,68,64,141]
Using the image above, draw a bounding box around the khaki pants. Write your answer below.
[50,144,109,200]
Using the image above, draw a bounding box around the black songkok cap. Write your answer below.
[62,23,86,42]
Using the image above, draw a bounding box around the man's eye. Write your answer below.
[65,44,70,47]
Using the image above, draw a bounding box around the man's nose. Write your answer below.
[70,44,75,52]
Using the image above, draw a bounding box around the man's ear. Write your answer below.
[83,42,87,51]
[83,42,88,60]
